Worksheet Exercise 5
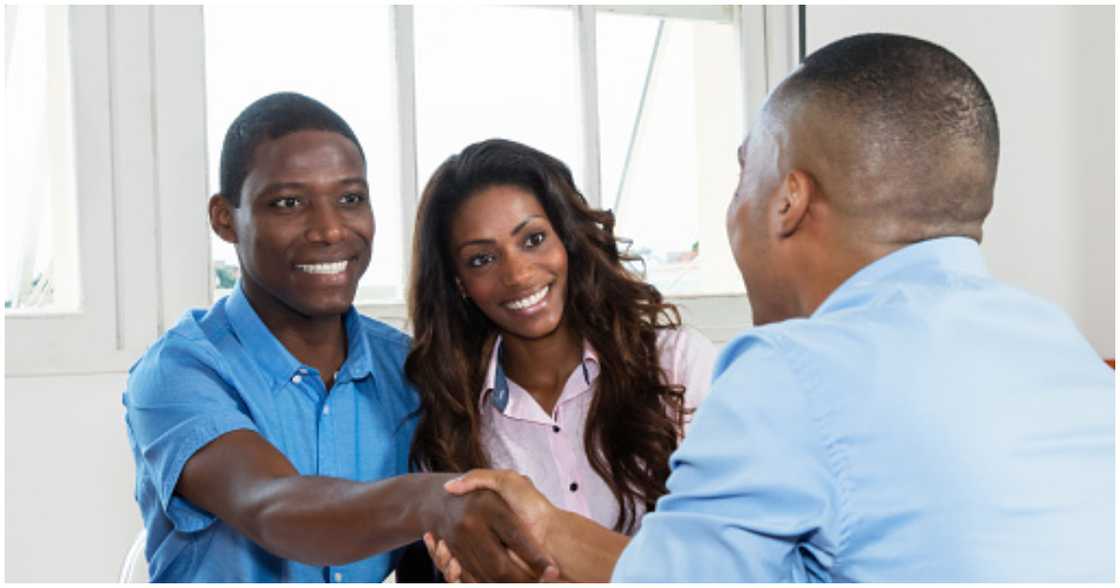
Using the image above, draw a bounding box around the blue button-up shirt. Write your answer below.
[613,237,1114,582]
[123,284,419,582]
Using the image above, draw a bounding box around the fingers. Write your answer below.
[436,546,459,582]
[424,532,461,582]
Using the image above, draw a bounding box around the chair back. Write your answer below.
[119,529,148,583]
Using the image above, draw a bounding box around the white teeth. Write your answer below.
[296,260,348,274]
[505,285,549,310]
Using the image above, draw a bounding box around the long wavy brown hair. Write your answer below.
[405,138,689,533]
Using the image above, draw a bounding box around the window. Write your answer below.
[597,9,745,295]
[198,6,789,309]
[6,5,796,377]
[5,5,80,311]
[413,6,583,186]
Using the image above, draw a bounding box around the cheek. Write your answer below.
[351,209,375,242]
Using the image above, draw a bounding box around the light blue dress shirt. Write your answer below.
[123,284,419,582]
[613,237,1114,582]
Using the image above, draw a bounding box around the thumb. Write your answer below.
[444,470,503,496]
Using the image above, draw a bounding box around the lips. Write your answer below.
[503,284,549,311]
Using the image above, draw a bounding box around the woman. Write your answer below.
[405,139,715,574]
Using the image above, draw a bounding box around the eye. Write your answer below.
[339,192,367,206]
[524,231,546,248]
[467,253,495,268]
[270,196,302,209]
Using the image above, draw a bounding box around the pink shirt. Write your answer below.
[478,327,716,533]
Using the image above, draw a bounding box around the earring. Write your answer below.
[455,278,469,300]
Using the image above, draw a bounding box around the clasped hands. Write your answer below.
[425,470,562,582]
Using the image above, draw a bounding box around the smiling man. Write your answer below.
[438,33,1114,582]
[122,92,555,582]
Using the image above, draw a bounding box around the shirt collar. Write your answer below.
[224,281,373,389]
[814,236,989,318]
[338,307,375,384]
[480,335,601,414]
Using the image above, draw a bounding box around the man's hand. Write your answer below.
[443,468,630,583]
[443,469,560,547]
[423,483,558,582]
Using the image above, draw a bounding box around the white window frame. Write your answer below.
[6,5,798,376]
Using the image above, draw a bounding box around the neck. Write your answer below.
[500,320,583,416]
[241,281,349,390]
[797,238,904,316]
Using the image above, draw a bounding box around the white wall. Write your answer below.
[4,5,1114,583]
[807,5,1116,357]
[5,374,139,582]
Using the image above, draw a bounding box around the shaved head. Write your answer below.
[766,33,999,244]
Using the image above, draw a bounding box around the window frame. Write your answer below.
[6,5,798,376]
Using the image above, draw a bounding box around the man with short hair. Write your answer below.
[439,33,1114,582]
[123,92,556,582]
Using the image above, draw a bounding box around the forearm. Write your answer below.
[235,473,456,566]
[545,510,630,582]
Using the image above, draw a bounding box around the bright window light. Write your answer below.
[4,5,81,312]
[597,11,745,296]
[413,6,583,186]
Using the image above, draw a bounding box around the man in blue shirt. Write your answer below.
[437,33,1114,581]
[122,92,556,582]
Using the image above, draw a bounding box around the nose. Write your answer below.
[306,202,345,245]
[501,250,534,288]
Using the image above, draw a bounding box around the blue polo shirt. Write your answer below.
[123,284,419,582]
[613,237,1114,581]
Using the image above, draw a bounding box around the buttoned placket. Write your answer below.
[544,362,595,516]
[321,368,359,584]
[286,367,342,582]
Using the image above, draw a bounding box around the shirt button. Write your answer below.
[569,482,579,492]
[334,571,342,582]
[322,405,331,416]
[552,425,561,433]
[291,374,302,384]
[299,367,309,374]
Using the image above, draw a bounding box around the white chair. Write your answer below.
[119,529,148,583]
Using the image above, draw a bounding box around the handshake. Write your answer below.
[421,470,627,583]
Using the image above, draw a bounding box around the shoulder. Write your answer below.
[126,307,232,405]
[655,326,717,412]
[656,325,717,365]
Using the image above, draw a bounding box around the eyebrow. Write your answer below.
[456,214,546,253]
[258,177,369,195]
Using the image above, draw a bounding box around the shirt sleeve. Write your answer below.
[614,333,839,582]
[123,333,259,533]
[657,327,717,432]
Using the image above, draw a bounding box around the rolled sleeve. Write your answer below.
[613,335,839,582]
[124,334,258,533]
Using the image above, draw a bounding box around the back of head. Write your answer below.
[218,91,365,206]
[776,33,1000,243]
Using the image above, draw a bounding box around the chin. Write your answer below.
[289,294,355,319]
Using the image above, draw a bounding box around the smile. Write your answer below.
[504,285,549,311]
[295,260,349,275]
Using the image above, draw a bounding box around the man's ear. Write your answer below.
[774,169,814,238]
[209,194,238,244]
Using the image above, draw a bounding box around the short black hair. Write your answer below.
[780,33,999,236]
[791,33,998,165]
[218,92,366,207]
